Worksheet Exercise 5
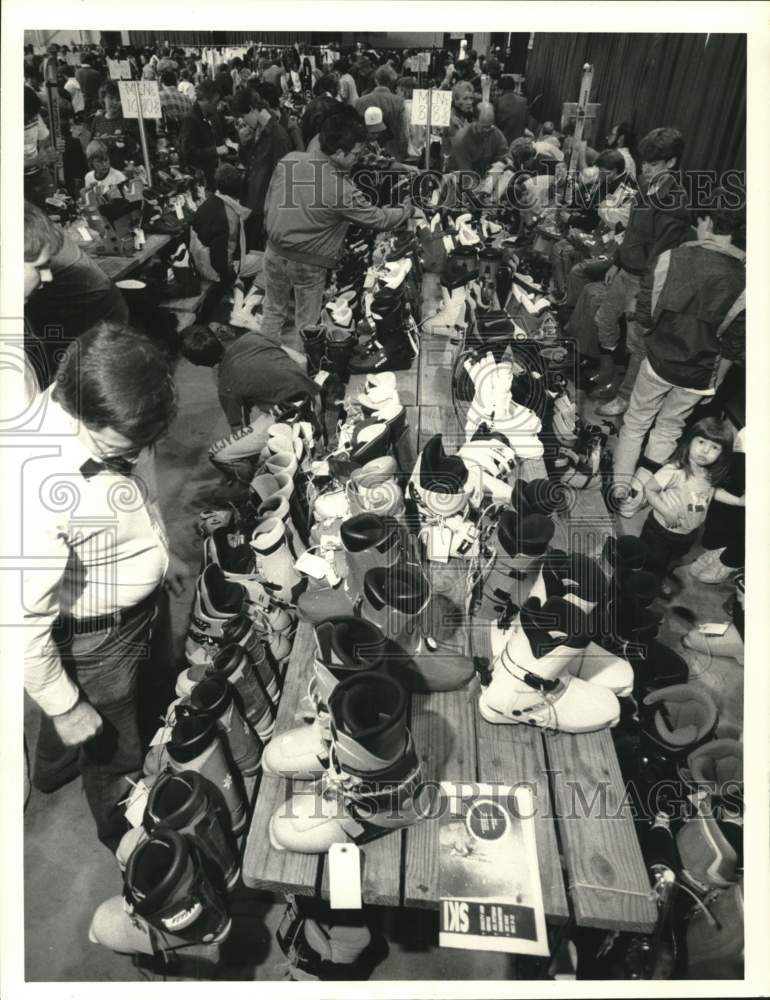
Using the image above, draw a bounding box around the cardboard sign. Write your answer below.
[119,80,162,120]
[411,89,452,128]
[107,58,132,80]
[439,783,548,956]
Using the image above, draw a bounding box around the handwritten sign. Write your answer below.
[118,80,162,120]
[107,58,132,80]
[411,89,452,128]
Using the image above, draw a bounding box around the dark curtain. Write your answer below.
[525,33,745,173]
[127,31,311,47]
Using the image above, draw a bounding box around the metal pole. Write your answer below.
[134,81,153,187]
[424,88,432,173]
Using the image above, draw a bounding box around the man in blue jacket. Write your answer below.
[612,188,745,514]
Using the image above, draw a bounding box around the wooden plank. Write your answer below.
[403,688,478,908]
[474,704,570,924]
[544,729,657,933]
[93,234,172,281]
[319,825,403,907]
[241,622,321,896]
[418,405,463,452]
[419,330,457,408]
[552,487,614,561]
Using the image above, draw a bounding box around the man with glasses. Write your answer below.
[22,321,188,852]
[446,101,509,177]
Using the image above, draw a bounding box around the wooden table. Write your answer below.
[93,234,172,282]
[243,268,657,937]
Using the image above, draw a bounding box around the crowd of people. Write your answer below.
[20,33,746,979]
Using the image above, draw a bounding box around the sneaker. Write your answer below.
[616,487,646,519]
[687,548,726,578]
[596,396,629,417]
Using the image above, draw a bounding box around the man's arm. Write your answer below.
[337,174,413,231]
[23,525,102,746]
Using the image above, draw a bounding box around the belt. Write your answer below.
[55,587,160,636]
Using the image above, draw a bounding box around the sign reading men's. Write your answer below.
[118,81,162,120]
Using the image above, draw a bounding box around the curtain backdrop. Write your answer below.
[127,31,311,47]
[525,33,746,174]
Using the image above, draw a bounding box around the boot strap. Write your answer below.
[499,647,560,693]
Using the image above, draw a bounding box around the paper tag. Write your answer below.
[294,551,331,580]
[328,843,362,909]
[698,622,729,636]
[426,524,452,563]
[124,779,151,828]
[174,200,185,220]
[443,235,455,253]
[78,225,93,242]
[311,459,330,476]
[150,723,173,747]
[133,226,146,249]
[314,370,330,387]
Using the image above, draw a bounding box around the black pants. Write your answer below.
[640,512,698,579]
[701,500,745,568]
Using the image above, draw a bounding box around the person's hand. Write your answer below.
[604,264,619,285]
[238,125,254,145]
[216,144,229,156]
[164,551,191,597]
[52,700,103,747]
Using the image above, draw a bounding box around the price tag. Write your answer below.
[174,198,185,220]
[133,226,146,249]
[124,779,151,828]
[78,226,93,242]
[426,524,452,563]
[314,371,330,387]
[311,459,330,476]
[294,551,331,580]
[443,235,455,253]
[150,723,173,747]
[328,843,362,909]
[698,622,729,636]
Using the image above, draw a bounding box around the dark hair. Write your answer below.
[499,74,516,92]
[670,417,734,485]
[231,88,266,116]
[314,73,339,97]
[254,81,280,108]
[178,323,225,367]
[396,76,417,98]
[196,79,219,102]
[319,113,367,155]
[160,69,177,87]
[80,53,93,66]
[25,201,64,261]
[594,149,626,174]
[693,185,745,237]
[214,162,243,198]
[24,85,41,122]
[52,323,178,448]
[612,121,636,150]
[638,127,684,167]
[99,80,121,102]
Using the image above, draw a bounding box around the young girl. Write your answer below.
[641,418,743,595]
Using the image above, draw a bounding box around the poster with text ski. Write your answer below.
[411,89,452,128]
[438,783,548,955]
[118,81,162,120]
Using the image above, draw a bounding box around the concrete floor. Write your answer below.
[23,339,742,983]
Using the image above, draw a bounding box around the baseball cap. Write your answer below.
[364,107,387,134]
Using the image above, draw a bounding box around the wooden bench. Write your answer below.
[243,298,657,936]
[93,233,172,282]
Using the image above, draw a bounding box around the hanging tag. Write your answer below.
[314,370,330,387]
[427,523,452,563]
[294,551,331,580]
[174,199,185,220]
[442,235,455,253]
[311,459,330,477]
[134,226,146,249]
[124,779,151,828]
[697,622,729,636]
[150,723,173,747]
[328,843,363,909]
[78,225,93,242]
[325,553,343,587]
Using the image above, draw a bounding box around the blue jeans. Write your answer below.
[35,596,158,852]
[260,246,327,349]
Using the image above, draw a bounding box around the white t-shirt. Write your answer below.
[84,166,127,194]
[651,464,715,534]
